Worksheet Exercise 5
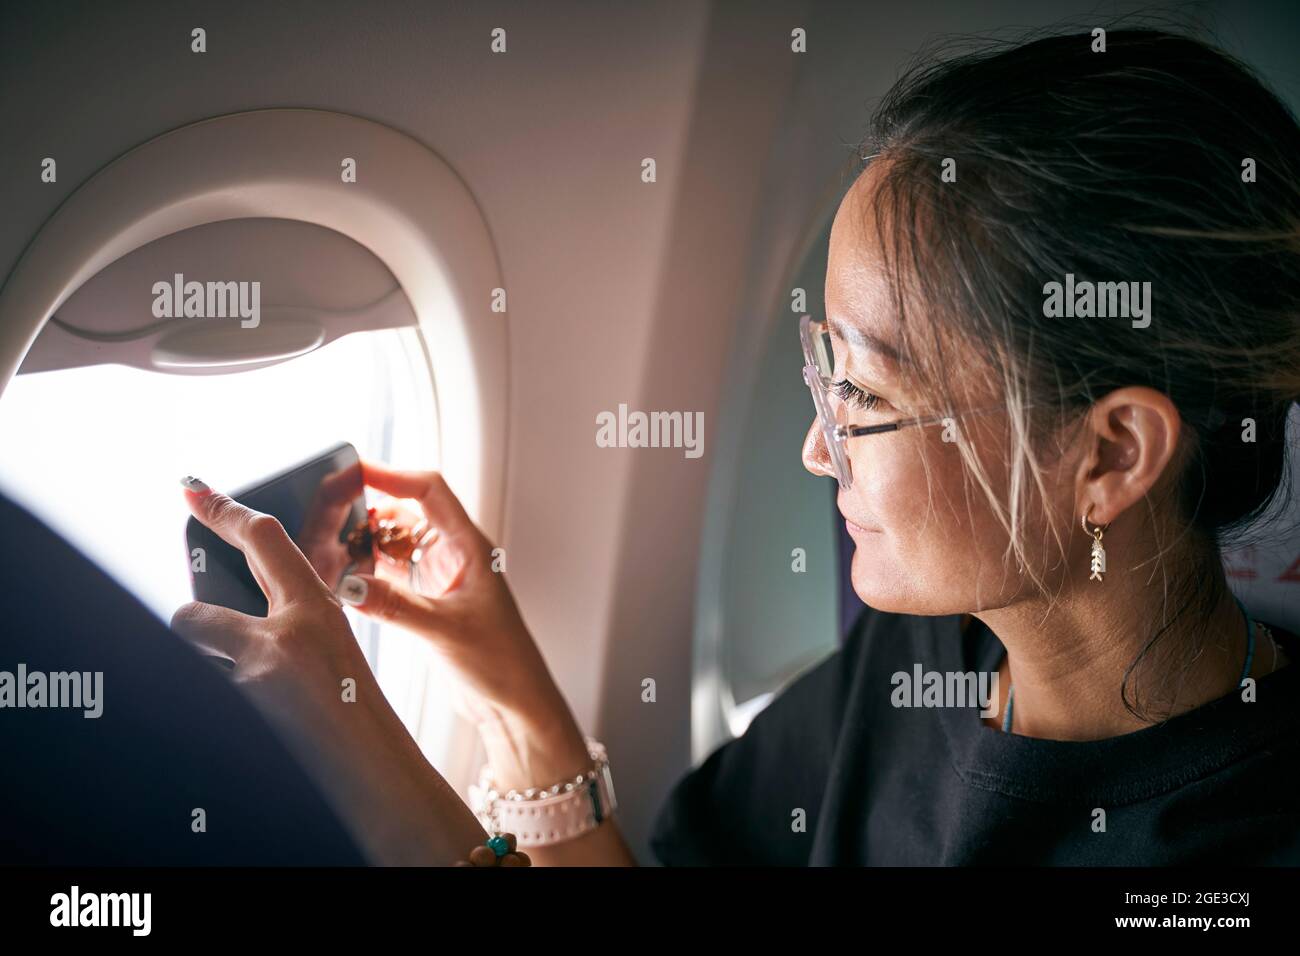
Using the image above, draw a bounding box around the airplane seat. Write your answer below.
[1219,405,1300,633]
[0,489,366,865]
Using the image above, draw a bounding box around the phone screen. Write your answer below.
[184,442,373,616]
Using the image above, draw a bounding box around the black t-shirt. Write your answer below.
[649,609,1300,865]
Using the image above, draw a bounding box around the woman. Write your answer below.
[172,28,1300,866]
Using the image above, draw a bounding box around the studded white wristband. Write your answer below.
[467,737,618,848]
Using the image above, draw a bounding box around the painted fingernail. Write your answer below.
[338,574,368,606]
[180,476,211,495]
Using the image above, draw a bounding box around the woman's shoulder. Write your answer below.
[647,608,938,865]
[720,606,940,752]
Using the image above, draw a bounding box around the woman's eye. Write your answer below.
[830,378,883,412]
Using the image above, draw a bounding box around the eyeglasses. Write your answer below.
[799,313,1001,490]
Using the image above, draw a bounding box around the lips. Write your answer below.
[837,496,879,534]
[844,517,879,535]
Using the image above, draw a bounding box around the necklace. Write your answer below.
[1001,598,1260,734]
[1263,621,1280,675]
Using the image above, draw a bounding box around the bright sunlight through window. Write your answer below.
[0,328,458,767]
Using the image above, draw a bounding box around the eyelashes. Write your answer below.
[831,378,881,412]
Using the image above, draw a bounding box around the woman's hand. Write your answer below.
[296,459,371,590]
[341,462,593,791]
[170,479,486,865]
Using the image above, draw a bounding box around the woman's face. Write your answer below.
[802,163,1073,614]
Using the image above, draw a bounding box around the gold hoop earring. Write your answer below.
[1083,507,1110,582]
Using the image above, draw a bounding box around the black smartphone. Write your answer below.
[184,442,373,617]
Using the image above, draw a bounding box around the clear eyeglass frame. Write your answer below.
[799,313,1002,490]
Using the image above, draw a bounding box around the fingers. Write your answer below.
[171,600,258,660]
[359,461,478,543]
[316,461,363,509]
[303,465,363,538]
[338,573,447,634]
[299,466,367,585]
[182,481,329,608]
[370,499,424,525]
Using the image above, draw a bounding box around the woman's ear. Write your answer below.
[1075,386,1184,526]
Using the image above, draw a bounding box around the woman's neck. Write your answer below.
[974,568,1272,740]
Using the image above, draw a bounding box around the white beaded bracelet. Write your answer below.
[468,737,618,849]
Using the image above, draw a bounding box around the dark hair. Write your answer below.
[857,27,1300,720]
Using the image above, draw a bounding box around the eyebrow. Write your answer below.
[827,314,905,367]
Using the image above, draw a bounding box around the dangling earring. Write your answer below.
[1083,506,1110,582]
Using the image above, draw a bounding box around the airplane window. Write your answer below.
[719,322,840,734]
[710,225,841,738]
[0,327,458,766]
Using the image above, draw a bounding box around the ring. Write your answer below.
[407,526,441,592]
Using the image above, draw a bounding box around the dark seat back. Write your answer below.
[0,491,366,865]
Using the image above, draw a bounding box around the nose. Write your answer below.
[802,419,835,479]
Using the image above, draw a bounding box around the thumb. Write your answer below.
[337,573,443,632]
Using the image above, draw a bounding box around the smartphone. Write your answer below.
[184,442,373,617]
